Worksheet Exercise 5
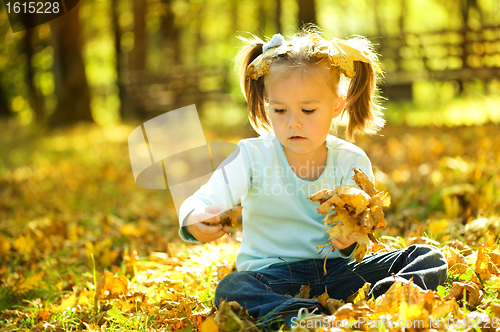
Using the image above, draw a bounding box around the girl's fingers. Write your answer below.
[198,222,223,234]
[199,212,221,224]
[197,225,227,242]
[331,238,347,249]
[206,204,227,215]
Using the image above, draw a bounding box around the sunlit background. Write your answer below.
[0,0,499,130]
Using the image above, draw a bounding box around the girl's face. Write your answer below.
[266,64,345,164]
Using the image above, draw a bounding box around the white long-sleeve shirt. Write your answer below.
[178,134,375,271]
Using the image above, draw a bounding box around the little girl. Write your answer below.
[178,28,447,329]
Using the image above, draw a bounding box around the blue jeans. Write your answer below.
[215,244,447,328]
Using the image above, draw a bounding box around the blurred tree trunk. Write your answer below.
[49,3,93,126]
[0,84,12,118]
[21,18,45,123]
[398,0,408,72]
[257,0,266,32]
[161,0,180,65]
[458,0,481,92]
[193,1,206,63]
[298,0,316,27]
[276,0,282,33]
[129,0,148,118]
[131,0,147,72]
[111,0,133,121]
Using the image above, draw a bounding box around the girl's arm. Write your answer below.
[178,143,251,242]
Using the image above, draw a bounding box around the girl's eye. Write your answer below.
[273,109,315,114]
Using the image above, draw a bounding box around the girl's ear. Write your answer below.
[333,96,346,118]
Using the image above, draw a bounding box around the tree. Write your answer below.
[20,19,45,123]
[48,3,93,126]
[0,83,12,118]
[161,0,181,65]
[111,0,133,121]
[276,0,282,33]
[297,0,316,27]
[128,0,148,119]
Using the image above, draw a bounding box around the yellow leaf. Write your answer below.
[95,271,129,301]
[16,271,45,293]
[200,317,219,332]
[351,244,368,263]
[476,244,491,281]
[347,282,371,304]
[0,236,11,258]
[428,219,448,236]
[13,235,35,256]
[442,247,468,275]
[52,293,77,313]
[120,223,139,237]
[399,299,408,322]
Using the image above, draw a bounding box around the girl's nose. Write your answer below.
[287,111,302,128]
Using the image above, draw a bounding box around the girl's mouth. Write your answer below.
[290,136,306,140]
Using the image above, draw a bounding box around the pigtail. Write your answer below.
[235,36,273,135]
[344,39,385,142]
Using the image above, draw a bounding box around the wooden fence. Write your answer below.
[124,25,500,112]
[378,25,500,99]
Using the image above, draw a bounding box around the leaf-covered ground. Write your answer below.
[1,119,500,331]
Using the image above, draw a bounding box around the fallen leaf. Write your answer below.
[314,288,330,307]
[15,271,45,293]
[347,282,371,304]
[444,281,482,306]
[294,285,311,299]
[441,247,468,275]
[95,271,129,303]
[214,300,259,332]
[201,317,219,332]
[13,235,35,256]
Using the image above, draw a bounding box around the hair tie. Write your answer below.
[262,33,285,53]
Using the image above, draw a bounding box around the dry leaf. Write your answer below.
[441,247,469,275]
[218,206,243,227]
[294,285,311,299]
[308,168,390,264]
[325,298,345,315]
[214,300,259,332]
[352,168,376,197]
[444,281,483,306]
[95,271,129,302]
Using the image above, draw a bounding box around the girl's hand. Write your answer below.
[185,204,229,243]
[330,233,357,250]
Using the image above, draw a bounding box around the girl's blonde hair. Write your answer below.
[235,26,385,142]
